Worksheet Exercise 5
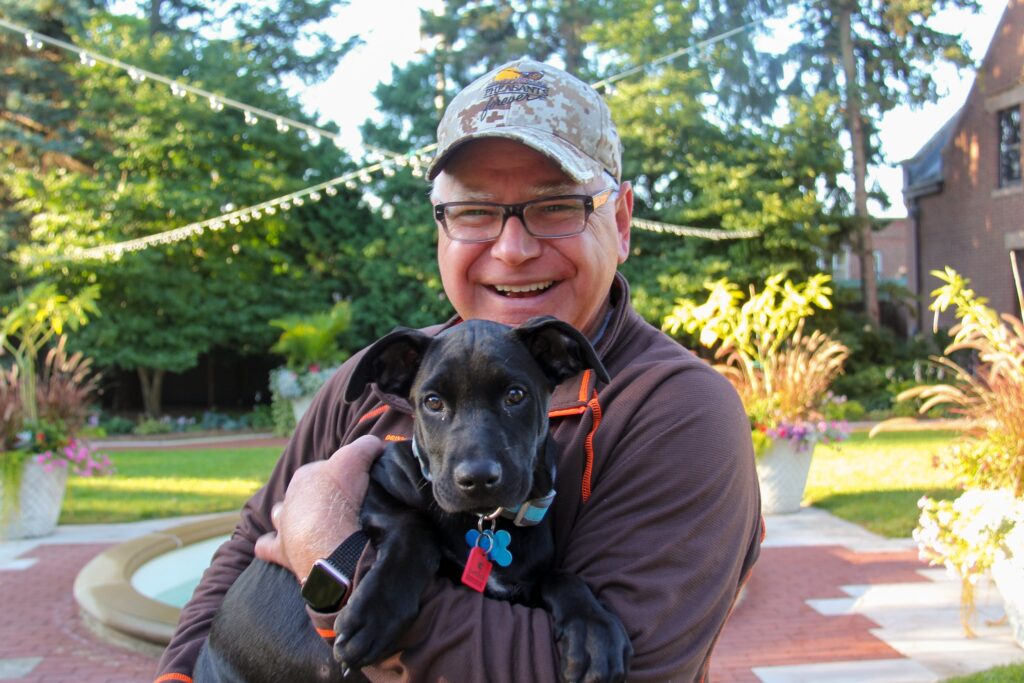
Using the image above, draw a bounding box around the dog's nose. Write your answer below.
[453,460,502,492]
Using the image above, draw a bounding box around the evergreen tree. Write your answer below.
[741,0,979,325]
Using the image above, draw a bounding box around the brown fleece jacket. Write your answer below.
[156,273,761,683]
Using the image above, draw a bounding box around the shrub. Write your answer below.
[248,405,274,430]
[198,410,251,431]
[270,394,296,437]
[822,395,866,422]
[134,418,173,436]
[99,415,135,435]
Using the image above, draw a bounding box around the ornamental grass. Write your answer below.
[36,335,101,437]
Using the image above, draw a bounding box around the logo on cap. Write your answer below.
[481,68,549,116]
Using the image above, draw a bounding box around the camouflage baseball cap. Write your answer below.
[427,58,622,184]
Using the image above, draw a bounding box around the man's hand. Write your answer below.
[254,435,384,582]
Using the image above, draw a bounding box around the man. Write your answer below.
[156,58,761,682]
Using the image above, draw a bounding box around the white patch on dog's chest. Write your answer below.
[485,573,514,598]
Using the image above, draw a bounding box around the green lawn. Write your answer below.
[65,430,965,533]
[61,446,281,524]
[803,429,960,538]
[943,663,1024,682]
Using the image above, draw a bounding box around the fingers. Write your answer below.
[253,530,284,566]
[324,435,384,479]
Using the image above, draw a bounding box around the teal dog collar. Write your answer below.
[500,489,556,527]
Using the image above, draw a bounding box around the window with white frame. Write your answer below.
[998,105,1021,188]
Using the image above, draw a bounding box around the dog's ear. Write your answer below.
[514,316,611,387]
[344,328,433,402]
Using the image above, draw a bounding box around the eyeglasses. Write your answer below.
[433,187,618,243]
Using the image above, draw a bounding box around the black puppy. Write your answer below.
[195,317,631,682]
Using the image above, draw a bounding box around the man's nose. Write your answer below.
[490,215,542,265]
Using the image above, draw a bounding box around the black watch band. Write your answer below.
[301,530,369,612]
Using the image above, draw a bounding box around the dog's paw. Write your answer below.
[553,605,632,683]
[332,589,418,672]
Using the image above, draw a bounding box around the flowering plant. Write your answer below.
[14,417,67,454]
[268,302,352,435]
[877,269,1024,633]
[35,440,114,478]
[915,489,1023,634]
[664,273,850,452]
[752,419,850,456]
[269,302,352,372]
[1,321,113,535]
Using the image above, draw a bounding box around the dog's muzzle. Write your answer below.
[413,439,555,527]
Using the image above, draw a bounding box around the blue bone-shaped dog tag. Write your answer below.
[465,529,513,567]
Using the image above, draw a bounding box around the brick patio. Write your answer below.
[711,546,930,682]
[1,531,944,682]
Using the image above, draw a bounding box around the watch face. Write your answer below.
[301,561,348,611]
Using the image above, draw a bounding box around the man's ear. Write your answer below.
[344,328,433,402]
[614,180,633,265]
[513,316,610,388]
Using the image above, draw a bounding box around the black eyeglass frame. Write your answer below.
[433,187,619,243]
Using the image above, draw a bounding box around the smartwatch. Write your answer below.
[301,530,368,612]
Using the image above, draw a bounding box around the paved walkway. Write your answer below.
[714,508,1022,682]
[2,506,1022,681]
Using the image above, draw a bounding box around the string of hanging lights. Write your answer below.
[4,14,772,264]
[0,16,415,163]
[21,144,438,264]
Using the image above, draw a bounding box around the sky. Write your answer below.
[301,0,1012,219]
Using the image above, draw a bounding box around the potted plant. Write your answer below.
[876,268,1024,644]
[268,301,352,431]
[664,273,850,514]
[0,283,112,539]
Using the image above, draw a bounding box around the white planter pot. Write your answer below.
[0,457,69,540]
[756,440,815,515]
[992,557,1024,649]
[291,396,314,425]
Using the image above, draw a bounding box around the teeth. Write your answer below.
[494,281,554,294]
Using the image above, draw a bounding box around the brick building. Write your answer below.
[831,217,912,285]
[829,217,916,334]
[903,0,1024,328]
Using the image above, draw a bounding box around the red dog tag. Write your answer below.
[461,546,493,592]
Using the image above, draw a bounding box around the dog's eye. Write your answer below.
[505,387,526,405]
[423,394,444,412]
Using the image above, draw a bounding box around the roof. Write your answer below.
[901,111,960,199]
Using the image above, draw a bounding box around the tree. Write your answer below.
[748,0,980,325]
[579,1,845,321]
[4,5,371,415]
[0,0,97,256]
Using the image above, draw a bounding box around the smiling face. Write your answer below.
[432,139,633,337]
